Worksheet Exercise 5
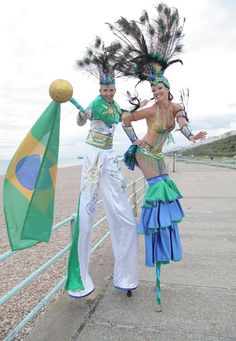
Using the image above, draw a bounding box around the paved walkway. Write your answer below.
[25,162,236,341]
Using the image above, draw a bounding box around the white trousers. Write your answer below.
[75,144,138,295]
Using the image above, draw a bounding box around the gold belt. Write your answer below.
[86,130,113,149]
[137,143,163,160]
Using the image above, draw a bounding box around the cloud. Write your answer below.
[191,113,236,130]
[228,102,236,109]
[1,0,236,161]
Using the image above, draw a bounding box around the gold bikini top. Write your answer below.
[148,122,175,147]
[148,104,175,147]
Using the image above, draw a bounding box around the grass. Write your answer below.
[178,135,236,158]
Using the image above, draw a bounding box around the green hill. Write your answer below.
[179,135,236,157]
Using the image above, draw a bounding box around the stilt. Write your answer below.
[127,290,132,297]
[154,262,163,312]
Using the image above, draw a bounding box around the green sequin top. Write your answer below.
[87,95,122,127]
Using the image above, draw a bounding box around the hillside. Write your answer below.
[179,135,236,157]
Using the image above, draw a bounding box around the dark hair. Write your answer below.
[162,83,173,101]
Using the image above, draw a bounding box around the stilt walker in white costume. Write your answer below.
[65,37,139,298]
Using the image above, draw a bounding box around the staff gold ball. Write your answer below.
[49,79,73,103]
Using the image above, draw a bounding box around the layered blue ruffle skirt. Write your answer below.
[138,174,184,267]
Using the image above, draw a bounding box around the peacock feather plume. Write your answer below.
[75,36,123,85]
[180,87,190,121]
[106,2,185,84]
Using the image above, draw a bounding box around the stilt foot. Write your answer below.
[127,290,132,297]
[154,304,163,312]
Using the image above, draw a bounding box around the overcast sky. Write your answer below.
[0,0,236,163]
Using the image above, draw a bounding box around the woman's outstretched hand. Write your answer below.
[139,99,149,109]
[189,131,207,143]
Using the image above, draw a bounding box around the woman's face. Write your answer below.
[151,82,169,101]
[100,85,116,103]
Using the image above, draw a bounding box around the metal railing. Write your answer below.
[0,175,145,341]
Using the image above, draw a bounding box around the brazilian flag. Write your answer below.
[3,101,60,251]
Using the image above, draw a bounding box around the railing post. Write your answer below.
[70,214,76,241]
[144,177,147,193]
[132,181,138,217]
[173,152,176,172]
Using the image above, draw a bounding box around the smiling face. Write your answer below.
[99,85,116,103]
[151,82,169,102]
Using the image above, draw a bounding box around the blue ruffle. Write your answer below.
[138,199,184,233]
[147,175,165,185]
[123,144,138,171]
[145,222,182,266]
[139,174,183,266]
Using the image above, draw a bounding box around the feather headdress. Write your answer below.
[107,3,185,87]
[75,36,122,85]
[180,87,189,121]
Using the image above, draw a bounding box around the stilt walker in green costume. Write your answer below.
[107,3,207,311]
[65,37,139,298]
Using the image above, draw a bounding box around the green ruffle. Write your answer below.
[164,178,182,197]
[143,178,182,208]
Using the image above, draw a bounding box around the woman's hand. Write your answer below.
[139,99,149,109]
[189,131,207,143]
[134,139,146,147]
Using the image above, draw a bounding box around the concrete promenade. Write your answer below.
[25,161,236,341]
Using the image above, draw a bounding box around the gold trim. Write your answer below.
[137,143,163,160]
[86,130,113,150]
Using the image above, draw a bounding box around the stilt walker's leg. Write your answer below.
[155,262,163,312]
[100,153,138,293]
